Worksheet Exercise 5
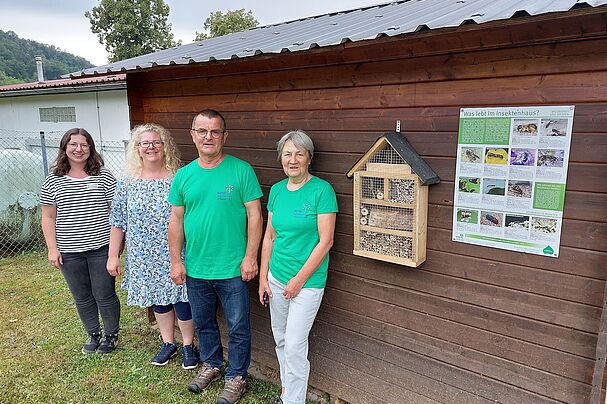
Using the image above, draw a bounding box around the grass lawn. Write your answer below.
[0,252,282,403]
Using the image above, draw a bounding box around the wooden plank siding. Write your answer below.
[129,11,607,404]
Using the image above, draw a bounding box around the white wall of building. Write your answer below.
[0,88,130,178]
[0,89,130,143]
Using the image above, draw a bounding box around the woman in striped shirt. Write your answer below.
[40,128,121,354]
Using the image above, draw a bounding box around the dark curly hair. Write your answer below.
[52,128,104,176]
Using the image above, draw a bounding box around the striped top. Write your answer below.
[40,168,116,253]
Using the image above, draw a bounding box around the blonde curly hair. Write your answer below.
[125,123,181,177]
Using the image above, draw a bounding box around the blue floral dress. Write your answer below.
[109,178,188,307]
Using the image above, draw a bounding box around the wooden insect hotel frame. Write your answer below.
[347,133,440,267]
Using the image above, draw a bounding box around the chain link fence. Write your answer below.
[0,129,127,256]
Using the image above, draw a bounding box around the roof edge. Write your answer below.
[0,82,126,98]
[384,132,440,185]
[67,1,607,78]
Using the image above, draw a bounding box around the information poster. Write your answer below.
[452,106,574,257]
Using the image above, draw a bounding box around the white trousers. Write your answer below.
[269,271,325,404]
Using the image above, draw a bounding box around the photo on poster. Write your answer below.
[458,177,480,193]
[531,217,558,234]
[505,214,530,230]
[537,149,565,167]
[540,119,568,137]
[510,148,536,166]
[507,180,532,198]
[512,119,539,136]
[456,208,479,224]
[460,147,483,164]
[484,147,509,164]
[483,178,506,196]
[480,211,503,227]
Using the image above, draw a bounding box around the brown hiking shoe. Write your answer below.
[187,364,221,393]
[216,375,246,404]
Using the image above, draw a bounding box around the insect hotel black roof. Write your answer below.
[347,132,441,184]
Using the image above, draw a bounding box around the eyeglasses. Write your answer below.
[138,140,164,148]
[191,128,225,138]
[67,142,90,150]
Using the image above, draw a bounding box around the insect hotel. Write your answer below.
[347,133,440,267]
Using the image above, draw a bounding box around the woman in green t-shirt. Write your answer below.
[259,130,338,404]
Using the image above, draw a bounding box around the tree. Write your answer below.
[195,9,259,41]
[86,0,179,63]
[0,70,22,86]
[0,30,92,82]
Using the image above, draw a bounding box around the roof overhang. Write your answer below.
[65,0,607,79]
[0,82,126,98]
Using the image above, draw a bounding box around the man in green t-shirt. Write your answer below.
[168,109,263,404]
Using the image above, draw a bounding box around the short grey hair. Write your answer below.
[192,109,226,130]
[276,130,314,161]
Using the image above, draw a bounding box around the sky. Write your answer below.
[1,0,386,66]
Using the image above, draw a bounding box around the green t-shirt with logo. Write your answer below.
[267,176,338,288]
[168,155,263,279]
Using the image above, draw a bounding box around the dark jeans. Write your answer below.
[187,275,251,379]
[60,245,120,335]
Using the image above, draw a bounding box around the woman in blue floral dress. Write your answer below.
[107,123,198,369]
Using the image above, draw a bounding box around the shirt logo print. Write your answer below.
[293,202,311,219]
[217,184,234,201]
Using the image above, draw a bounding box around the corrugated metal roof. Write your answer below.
[0,74,126,92]
[68,0,607,77]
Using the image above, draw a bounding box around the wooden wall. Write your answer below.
[128,9,607,404]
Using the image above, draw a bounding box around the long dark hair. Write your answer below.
[52,128,104,176]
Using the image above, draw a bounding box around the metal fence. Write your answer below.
[0,129,127,256]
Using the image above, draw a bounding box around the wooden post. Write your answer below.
[146,307,156,324]
[590,281,607,404]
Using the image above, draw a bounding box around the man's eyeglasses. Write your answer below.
[191,128,225,138]
[138,140,164,148]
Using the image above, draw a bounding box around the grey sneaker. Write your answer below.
[96,333,118,354]
[216,375,246,404]
[272,397,284,404]
[81,332,102,354]
[188,364,221,393]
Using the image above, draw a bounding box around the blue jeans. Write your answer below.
[187,275,251,379]
[60,245,120,335]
